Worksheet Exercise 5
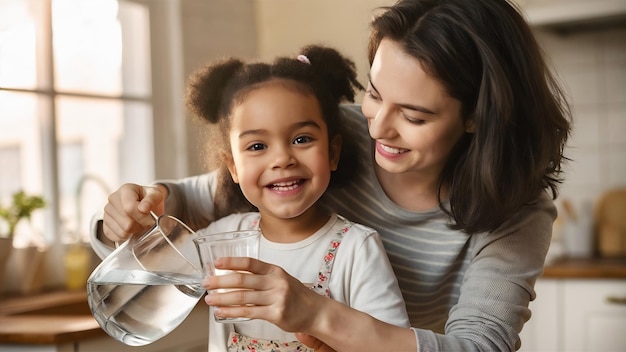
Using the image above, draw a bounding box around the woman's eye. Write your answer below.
[405,116,426,125]
[366,90,380,101]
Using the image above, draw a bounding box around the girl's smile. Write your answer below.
[266,178,305,194]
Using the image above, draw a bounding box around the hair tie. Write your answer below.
[297,55,311,65]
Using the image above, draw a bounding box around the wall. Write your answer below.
[534,26,626,209]
[254,0,395,90]
[178,0,257,176]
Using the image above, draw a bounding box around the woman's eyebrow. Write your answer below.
[368,79,434,114]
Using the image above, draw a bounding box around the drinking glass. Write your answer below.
[193,230,261,323]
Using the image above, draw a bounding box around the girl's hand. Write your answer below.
[102,183,166,243]
[203,257,416,352]
[203,257,328,334]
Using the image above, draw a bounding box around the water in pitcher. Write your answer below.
[87,269,205,346]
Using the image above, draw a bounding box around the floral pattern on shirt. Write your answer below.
[227,332,314,352]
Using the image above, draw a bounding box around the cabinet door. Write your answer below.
[519,279,560,352]
[563,279,626,352]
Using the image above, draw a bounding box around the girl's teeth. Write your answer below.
[381,144,405,154]
[271,180,299,191]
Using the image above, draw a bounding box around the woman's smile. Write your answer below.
[376,141,409,160]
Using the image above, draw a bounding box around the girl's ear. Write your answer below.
[329,135,342,171]
[220,152,239,183]
[465,118,475,134]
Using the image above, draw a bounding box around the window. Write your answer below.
[0,0,154,245]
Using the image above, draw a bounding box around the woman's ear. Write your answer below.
[220,152,239,183]
[329,135,342,171]
[465,118,475,134]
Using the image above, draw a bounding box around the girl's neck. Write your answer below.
[258,206,330,243]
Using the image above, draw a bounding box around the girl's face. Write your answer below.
[362,38,472,180]
[226,82,340,221]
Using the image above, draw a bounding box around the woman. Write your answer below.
[96,0,571,350]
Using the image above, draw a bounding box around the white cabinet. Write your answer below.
[520,279,626,352]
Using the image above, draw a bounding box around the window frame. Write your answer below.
[0,0,187,243]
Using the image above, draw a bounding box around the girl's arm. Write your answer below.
[203,257,418,352]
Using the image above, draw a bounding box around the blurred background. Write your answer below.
[0,0,624,350]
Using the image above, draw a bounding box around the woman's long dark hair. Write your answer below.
[369,0,572,234]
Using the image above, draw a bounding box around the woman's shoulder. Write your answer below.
[340,104,364,118]
[340,104,367,129]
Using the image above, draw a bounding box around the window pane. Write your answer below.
[56,96,154,242]
[0,91,46,245]
[52,0,121,95]
[0,0,49,89]
[52,0,151,97]
[0,146,21,196]
[118,1,152,96]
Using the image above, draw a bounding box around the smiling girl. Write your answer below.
[184,45,409,352]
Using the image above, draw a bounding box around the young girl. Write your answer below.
[183,45,409,351]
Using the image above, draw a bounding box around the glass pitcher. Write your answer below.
[87,212,204,346]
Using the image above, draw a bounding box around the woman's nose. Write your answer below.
[367,105,396,140]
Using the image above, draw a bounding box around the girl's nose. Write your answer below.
[271,146,297,169]
[367,104,396,140]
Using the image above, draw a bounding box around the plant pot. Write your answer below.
[2,244,47,295]
[0,237,13,294]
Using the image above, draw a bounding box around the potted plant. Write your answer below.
[0,190,46,294]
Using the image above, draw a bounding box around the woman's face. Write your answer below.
[362,38,471,180]
[226,82,339,220]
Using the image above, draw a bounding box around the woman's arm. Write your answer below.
[414,194,557,352]
[158,172,217,230]
[304,297,417,352]
[95,171,218,245]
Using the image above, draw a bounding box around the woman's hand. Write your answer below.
[102,183,167,243]
[203,257,328,334]
[295,333,336,352]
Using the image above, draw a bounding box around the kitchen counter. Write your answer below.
[0,290,105,345]
[542,257,626,279]
[0,289,209,351]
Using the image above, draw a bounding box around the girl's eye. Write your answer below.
[293,136,312,144]
[247,143,266,151]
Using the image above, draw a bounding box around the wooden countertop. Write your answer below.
[0,290,106,345]
[0,315,104,344]
[542,257,626,279]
